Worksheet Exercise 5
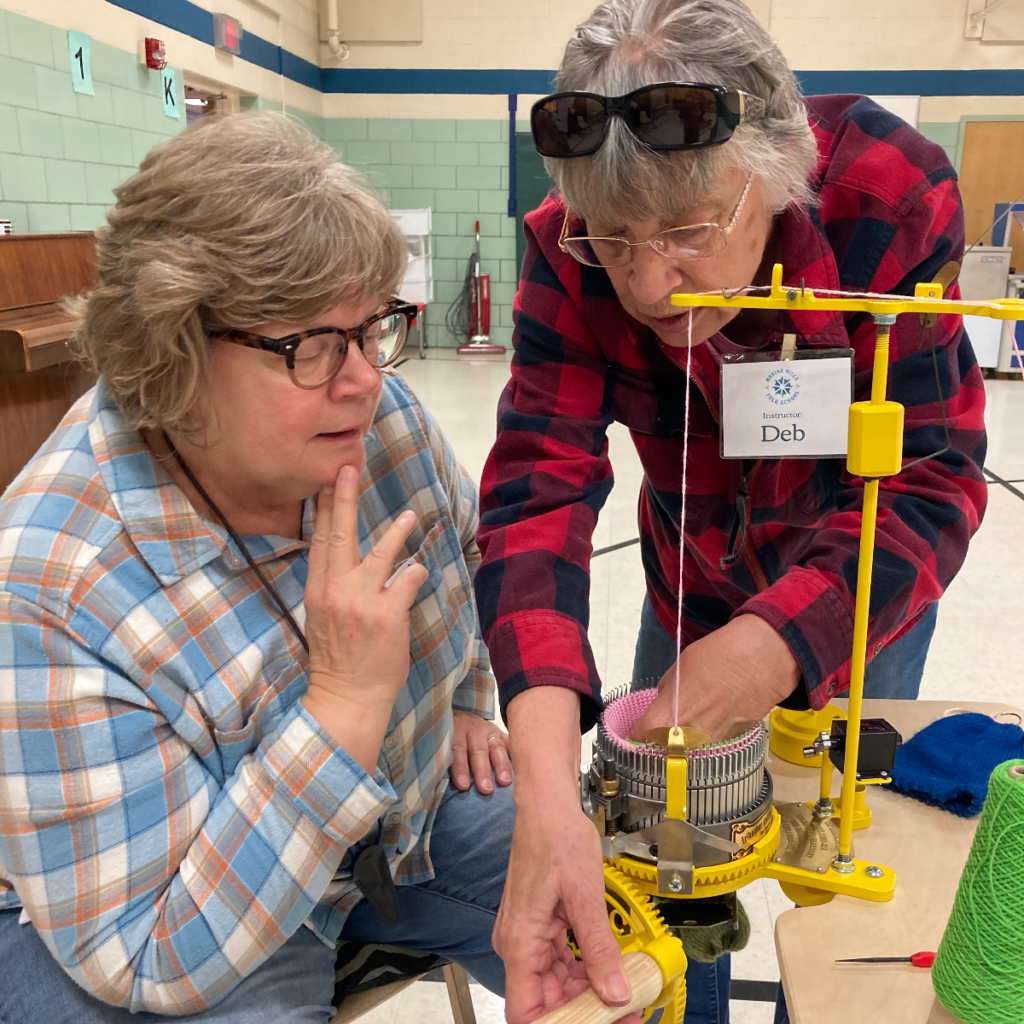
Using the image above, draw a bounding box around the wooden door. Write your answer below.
[958,120,1024,270]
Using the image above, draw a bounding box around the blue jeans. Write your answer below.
[0,780,512,1023]
[632,597,939,1024]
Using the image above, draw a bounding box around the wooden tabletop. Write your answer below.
[771,699,1023,1024]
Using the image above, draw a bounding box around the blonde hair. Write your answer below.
[68,111,406,433]
[548,0,819,225]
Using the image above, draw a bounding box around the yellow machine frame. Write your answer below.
[660,263,1022,891]
[585,265,1021,1024]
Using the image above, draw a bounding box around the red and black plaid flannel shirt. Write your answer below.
[476,95,988,729]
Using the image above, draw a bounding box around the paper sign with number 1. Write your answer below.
[67,31,94,96]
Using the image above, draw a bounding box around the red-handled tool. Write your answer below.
[836,951,936,967]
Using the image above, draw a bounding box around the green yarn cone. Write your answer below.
[932,759,1024,1024]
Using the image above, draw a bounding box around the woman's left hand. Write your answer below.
[450,711,512,794]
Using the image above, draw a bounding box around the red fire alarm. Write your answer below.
[141,37,167,70]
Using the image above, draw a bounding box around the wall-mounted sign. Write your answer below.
[213,13,243,55]
[67,30,94,96]
[162,67,180,119]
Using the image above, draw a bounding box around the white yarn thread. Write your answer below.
[673,310,695,728]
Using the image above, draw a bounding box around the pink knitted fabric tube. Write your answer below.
[602,689,760,755]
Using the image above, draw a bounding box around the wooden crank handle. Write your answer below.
[531,952,665,1024]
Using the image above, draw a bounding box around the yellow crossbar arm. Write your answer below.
[672,263,1024,320]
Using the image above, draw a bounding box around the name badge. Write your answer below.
[720,349,853,459]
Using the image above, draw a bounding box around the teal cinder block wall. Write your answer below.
[326,118,519,349]
[0,9,185,233]
[917,121,960,167]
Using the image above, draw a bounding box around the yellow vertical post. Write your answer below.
[836,476,879,863]
[835,313,900,869]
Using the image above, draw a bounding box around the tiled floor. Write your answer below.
[383,351,1024,1024]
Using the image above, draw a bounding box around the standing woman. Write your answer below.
[0,112,512,1023]
[475,1,986,1022]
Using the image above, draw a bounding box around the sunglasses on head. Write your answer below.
[531,81,771,159]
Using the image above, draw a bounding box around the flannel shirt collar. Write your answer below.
[89,382,312,587]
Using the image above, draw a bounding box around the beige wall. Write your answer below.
[328,0,1023,72]
[770,0,1024,71]
[9,0,1024,123]
[322,0,1024,120]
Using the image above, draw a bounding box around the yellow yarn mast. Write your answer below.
[670,264,1024,873]
[835,310,900,870]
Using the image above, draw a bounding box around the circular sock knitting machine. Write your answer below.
[575,684,896,1024]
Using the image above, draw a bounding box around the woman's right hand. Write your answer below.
[301,463,428,768]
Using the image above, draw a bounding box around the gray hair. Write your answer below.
[68,111,406,434]
[546,0,818,226]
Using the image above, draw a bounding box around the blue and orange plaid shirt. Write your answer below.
[0,372,493,1013]
[476,95,988,729]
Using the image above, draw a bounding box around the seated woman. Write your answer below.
[0,112,512,1024]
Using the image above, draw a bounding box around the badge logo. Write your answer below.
[765,366,800,406]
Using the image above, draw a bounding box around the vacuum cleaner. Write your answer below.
[447,221,505,356]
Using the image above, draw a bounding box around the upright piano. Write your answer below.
[0,232,98,494]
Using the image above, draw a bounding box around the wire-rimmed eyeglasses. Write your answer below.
[558,175,754,269]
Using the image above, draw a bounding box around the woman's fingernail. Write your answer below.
[322,484,334,496]
[499,772,512,784]
[480,782,493,793]
[605,973,631,1003]
[399,509,416,523]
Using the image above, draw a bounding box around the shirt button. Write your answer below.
[827,681,837,696]
[875,642,885,655]
[387,812,401,826]
[385,735,397,749]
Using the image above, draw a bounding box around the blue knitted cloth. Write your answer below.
[890,713,1024,817]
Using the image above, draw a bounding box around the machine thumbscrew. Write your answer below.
[668,876,684,893]
[803,731,833,758]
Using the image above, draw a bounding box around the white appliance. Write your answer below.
[959,245,1012,369]
[390,208,433,305]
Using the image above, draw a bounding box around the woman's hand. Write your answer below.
[631,614,801,742]
[450,711,512,794]
[301,463,429,770]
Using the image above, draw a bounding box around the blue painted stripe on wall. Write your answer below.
[282,51,323,93]
[320,68,556,94]
[105,0,213,45]
[240,30,281,75]
[323,67,1024,96]
[796,69,1024,96]
[98,1,1024,99]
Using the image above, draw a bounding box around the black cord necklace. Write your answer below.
[160,431,309,654]
[162,433,402,922]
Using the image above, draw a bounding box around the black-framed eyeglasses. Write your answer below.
[531,81,771,159]
[216,301,417,389]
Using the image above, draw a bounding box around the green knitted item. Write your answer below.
[674,898,750,963]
